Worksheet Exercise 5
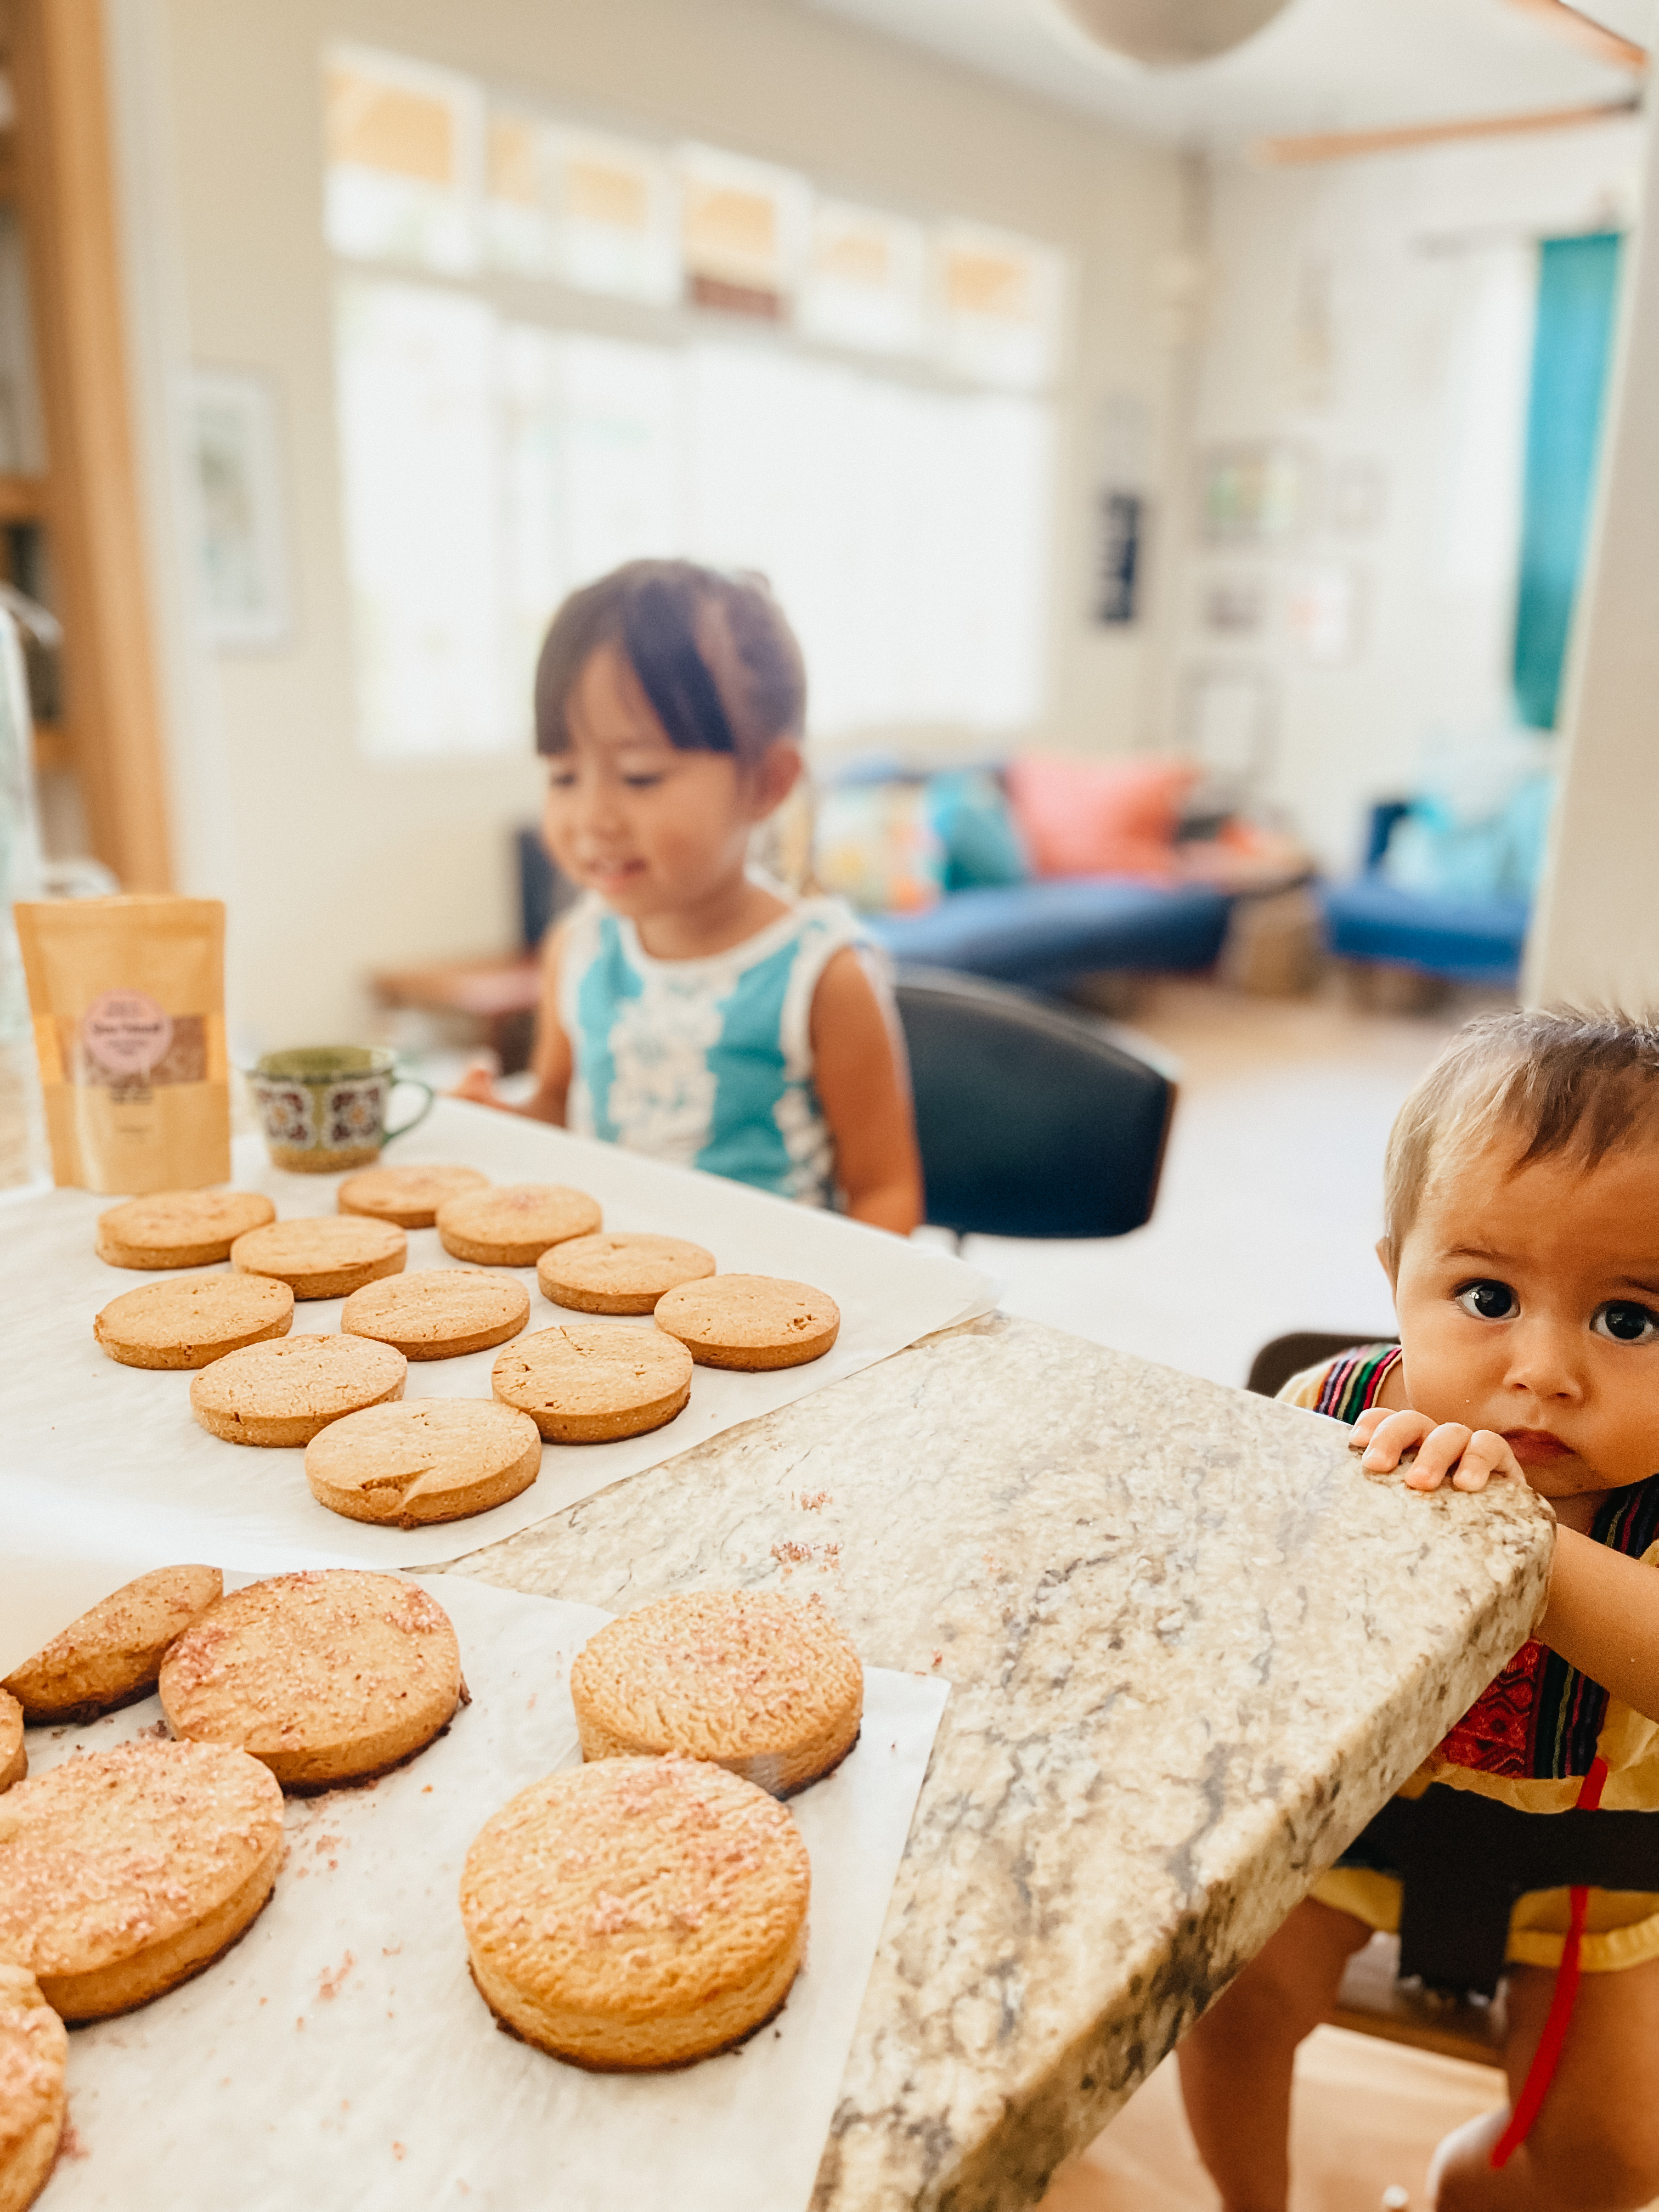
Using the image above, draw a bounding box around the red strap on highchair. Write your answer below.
[1490,1755,1609,2169]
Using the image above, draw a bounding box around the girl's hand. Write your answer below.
[450,1060,500,1107]
[1350,1405,1524,1492]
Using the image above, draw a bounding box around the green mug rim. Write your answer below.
[248,1046,398,1084]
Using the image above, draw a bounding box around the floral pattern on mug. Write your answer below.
[326,1080,386,1149]
[259,1084,314,1147]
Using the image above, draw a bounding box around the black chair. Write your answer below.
[893,966,1176,1239]
[1246,1330,1398,1401]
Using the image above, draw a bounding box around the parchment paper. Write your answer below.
[0,1099,994,1582]
[22,1574,950,2212]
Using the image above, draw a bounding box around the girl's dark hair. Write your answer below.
[534,559,806,763]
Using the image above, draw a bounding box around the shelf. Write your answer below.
[0,473,48,522]
[30,718,70,772]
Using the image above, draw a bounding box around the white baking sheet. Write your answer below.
[0,1099,994,1578]
[21,1574,949,2212]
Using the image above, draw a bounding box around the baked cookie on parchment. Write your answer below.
[0,1695,22,1796]
[230,1216,405,1300]
[492,1324,692,1443]
[436,1183,601,1267]
[0,1739,283,2021]
[337,1161,488,1229]
[304,1399,541,1527]
[569,1589,864,1797]
[0,1964,66,2212]
[189,1334,405,1447]
[2,1566,224,1726]
[95,1188,275,1270]
[461,1754,810,2070]
[93,1271,294,1369]
[341,1267,529,1361]
[654,1275,840,1370]
[159,1570,464,1791]
[537,1232,715,1316]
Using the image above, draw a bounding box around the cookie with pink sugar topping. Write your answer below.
[569,1589,863,1796]
[461,1755,809,2070]
[0,1964,66,2212]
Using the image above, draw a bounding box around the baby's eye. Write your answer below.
[1456,1279,1518,1322]
[622,773,664,789]
[1593,1301,1659,1345]
[547,769,578,790]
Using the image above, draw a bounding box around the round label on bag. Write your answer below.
[82,988,174,1077]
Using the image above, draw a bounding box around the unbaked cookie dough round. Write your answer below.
[304,1399,541,1527]
[230,1216,406,1300]
[0,1739,283,2021]
[0,1965,66,2212]
[436,1183,601,1267]
[341,1267,529,1361]
[461,1754,810,2070]
[2,1566,224,1724]
[95,1189,275,1271]
[537,1233,715,1316]
[653,1275,840,1371]
[570,1590,864,1796]
[337,1161,489,1228]
[189,1333,405,1447]
[93,1271,295,1369]
[0,1694,23,1796]
[492,1324,692,1443]
[159,1570,464,1791]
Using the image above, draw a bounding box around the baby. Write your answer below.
[456,560,923,1234]
[1181,1009,1659,2210]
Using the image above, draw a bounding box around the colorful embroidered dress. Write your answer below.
[1285,1344,1659,1971]
[557,887,865,1206]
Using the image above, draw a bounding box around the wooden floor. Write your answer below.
[1037,2029,1506,2211]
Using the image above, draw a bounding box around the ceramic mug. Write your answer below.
[247,1046,434,1173]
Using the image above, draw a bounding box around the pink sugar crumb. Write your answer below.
[317,1951,355,2001]
[798,1491,830,1511]
[393,2142,407,2162]
[771,1541,810,1565]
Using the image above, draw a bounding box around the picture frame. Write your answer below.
[185,369,292,649]
[1199,441,1312,547]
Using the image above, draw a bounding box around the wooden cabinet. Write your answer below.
[1,0,171,889]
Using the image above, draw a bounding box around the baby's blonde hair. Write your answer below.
[1384,1007,1659,1261]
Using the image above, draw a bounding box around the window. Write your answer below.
[325,47,1063,759]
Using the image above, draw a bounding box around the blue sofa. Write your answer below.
[1321,802,1531,988]
[865,875,1233,994]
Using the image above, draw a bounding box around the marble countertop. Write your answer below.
[449,1312,1555,2212]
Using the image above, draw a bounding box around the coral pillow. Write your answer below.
[1005,756,1197,880]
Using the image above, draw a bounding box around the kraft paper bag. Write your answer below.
[15,894,230,1194]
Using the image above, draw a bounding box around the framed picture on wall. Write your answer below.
[1199,441,1312,547]
[185,369,292,649]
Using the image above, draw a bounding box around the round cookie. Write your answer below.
[95,1188,275,1271]
[0,1965,66,2212]
[3,1566,224,1724]
[341,1267,529,1361]
[538,1233,716,1317]
[190,1334,405,1448]
[570,1590,864,1796]
[93,1271,295,1370]
[159,1570,464,1790]
[304,1400,541,1528]
[461,1754,810,2070]
[0,1739,283,2021]
[492,1325,692,1443]
[436,1183,601,1267]
[231,1216,405,1300]
[337,1161,489,1229]
[0,1696,22,1796]
[654,1275,840,1371]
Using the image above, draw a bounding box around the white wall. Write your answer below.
[112,0,1189,1049]
[1177,119,1644,874]
[1528,107,1659,1012]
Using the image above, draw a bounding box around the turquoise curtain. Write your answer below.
[1513,232,1622,730]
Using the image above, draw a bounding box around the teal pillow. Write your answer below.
[927,770,1030,893]
[1380,772,1556,904]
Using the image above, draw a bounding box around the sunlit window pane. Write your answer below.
[934,223,1065,391]
[324,47,481,275]
[799,201,927,357]
[679,144,810,321]
[557,133,680,304]
[335,279,504,754]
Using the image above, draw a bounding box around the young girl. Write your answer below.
[455,560,923,1235]
[1180,1010,1659,2211]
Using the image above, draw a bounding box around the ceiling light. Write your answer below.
[1048,0,1295,66]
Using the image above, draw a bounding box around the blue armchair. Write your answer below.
[1321,802,1532,989]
